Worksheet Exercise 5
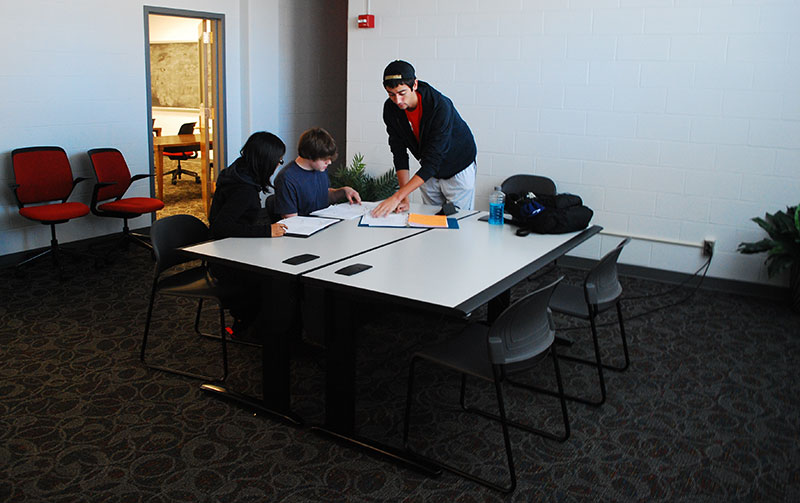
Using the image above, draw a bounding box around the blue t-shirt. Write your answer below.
[273,161,330,216]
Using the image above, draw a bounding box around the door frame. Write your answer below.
[143,6,227,216]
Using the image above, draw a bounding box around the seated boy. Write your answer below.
[273,127,361,218]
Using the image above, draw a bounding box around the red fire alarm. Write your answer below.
[358,14,375,29]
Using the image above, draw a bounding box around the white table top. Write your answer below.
[182,204,477,276]
[303,213,601,315]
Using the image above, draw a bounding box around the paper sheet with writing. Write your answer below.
[359,212,409,227]
[278,216,339,237]
[311,201,379,220]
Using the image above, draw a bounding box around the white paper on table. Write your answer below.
[311,201,379,220]
[278,216,340,237]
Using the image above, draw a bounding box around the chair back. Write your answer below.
[150,214,210,275]
[88,148,133,201]
[164,122,198,156]
[11,146,75,204]
[487,276,563,365]
[501,174,556,197]
[584,237,630,308]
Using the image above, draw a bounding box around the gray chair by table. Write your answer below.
[402,277,569,493]
[529,237,631,407]
[140,214,237,381]
[501,174,556,197]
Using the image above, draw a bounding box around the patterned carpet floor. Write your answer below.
[1,226,799,501]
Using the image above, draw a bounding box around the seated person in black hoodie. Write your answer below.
[208,131,287,338]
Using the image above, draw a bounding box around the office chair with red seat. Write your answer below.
[9,146,91,273]
[163,121,200,185]
[87,148,164,254]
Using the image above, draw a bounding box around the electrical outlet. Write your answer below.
[702,239,715,257]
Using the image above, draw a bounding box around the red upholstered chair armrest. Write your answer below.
[66,176,89,202]
[91,181,118,209]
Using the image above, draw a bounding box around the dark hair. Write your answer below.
[297,128,338,162]
[240,131,285,190]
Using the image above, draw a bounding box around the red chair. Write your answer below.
[87,148,164,253]
[9,146,91,272]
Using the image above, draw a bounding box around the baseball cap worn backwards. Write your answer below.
[383,60,415,84]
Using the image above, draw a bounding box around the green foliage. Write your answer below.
[738,204,800,277]
[329,153,398,202]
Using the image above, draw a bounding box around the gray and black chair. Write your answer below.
[501,174,556,198]
[403,277,569,493]
[140,214,236,381]
[536,237,631,407]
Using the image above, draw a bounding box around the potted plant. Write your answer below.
[329,153,398,202]
[738,204,800,313]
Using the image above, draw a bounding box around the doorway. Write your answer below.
[145,8,226,224]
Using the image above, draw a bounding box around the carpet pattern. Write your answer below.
[1,241,799,502]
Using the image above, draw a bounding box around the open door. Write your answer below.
[197,18,226,217]
[145,8,226,223]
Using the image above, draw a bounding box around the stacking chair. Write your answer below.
[9,146,90,273]
[543,237,631,407]
[140,214,237,382]
[501,174,556,198]
[87,148,164,255]
[403,277,569,493]
[163,122,200,185]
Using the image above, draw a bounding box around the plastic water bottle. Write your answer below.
[488,186,505,225]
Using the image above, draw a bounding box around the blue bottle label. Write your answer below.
[489,202,504,225]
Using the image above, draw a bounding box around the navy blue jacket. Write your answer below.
[383,81,477,181]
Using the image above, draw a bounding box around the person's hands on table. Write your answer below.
[271,222,288,237]
[343,186,362,205]
[371,195,408,217]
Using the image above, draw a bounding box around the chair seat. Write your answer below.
[549,283,590,319]
[19,202,90,223]
[157,267,236,301]
[98,197,164,215]
[163,151,196,158]
[415,324,494,381]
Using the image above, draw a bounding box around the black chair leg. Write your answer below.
[507,315,607,407]
[459,349,570,442]
[403,359,517,493]
[141,289,228,382]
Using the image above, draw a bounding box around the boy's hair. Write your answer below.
[297,128,338,162]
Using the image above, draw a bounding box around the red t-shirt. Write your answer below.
[405,93,423,141]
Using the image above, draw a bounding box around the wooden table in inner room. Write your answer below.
[152,133,205,201]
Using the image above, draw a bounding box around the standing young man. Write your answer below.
[371,60,477,217]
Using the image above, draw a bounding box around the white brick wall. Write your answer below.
[346,0,800,286]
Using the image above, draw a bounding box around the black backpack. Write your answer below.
[505,192,593,236]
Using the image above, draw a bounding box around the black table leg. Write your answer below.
[310,291,441,477]
[201,275,303,426]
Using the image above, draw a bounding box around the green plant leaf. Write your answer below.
[739,203,800,277]
[329,153,397,202]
